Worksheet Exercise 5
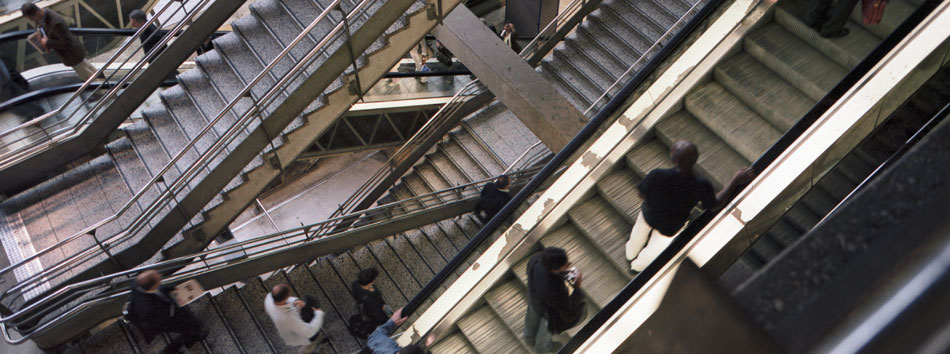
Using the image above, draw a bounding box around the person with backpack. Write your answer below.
[126,270,208,354]
[349,268,391,339]
[264,283,326,353]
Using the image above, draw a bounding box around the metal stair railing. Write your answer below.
[0,0,210,168]
[0,0,388,314]
[0,166,542,343]
[326,0,605,230]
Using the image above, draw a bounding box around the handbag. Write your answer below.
[861,0,888,25]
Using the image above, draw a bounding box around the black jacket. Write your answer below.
[527,253,585,333]
[474,182,511,222]
[351,282,388,326]
[138,24,168,62]
[39,9,85,66]
[127,285,198,342]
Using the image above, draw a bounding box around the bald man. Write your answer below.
[127,270,207,354]
[626,141,755,272]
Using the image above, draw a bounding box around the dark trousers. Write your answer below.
[808,0,861,34]
[161,317,208,354]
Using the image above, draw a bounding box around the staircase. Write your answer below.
[57,215,487,354]
[426,0,925,352]
[0,0,445,306]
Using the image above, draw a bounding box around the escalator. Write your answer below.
[0,0,469,327]
[399,0,937,352]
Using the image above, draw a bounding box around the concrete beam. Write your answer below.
[432,6,586,152]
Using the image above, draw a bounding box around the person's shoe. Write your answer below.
[820,27,850,38]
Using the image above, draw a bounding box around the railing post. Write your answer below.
[338,4,365,102]
[88,230,123,269]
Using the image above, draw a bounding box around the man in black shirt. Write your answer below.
[474,175,512,224]
[127,270,207,354]
[351,268,391,330]
[626,140,755,272]
[129,9,167,63]
[524,247,586,353]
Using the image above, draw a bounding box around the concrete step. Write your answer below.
[595,166,643,224]
[684,82,782,162]
[213,286,275,353]
[563,27,627,80]
[714,52,814,131]
[456,305,530,354]
[187,294,245,354]
[441,137,491,181]
[568,196,632,275]
[654,110,749,188]
[612,0,676,40]
[285,265,361,353]
[452,129,505,176]
[139,108,200,176]
[585,7,649,58]
[540,58,601,111]
[230,16,298,91]
[539,224,627,308]
[429,148,471,185]
[744,23,848,102]
[212,32,277,100]
[415,160,453,196]
[78,320,136,354]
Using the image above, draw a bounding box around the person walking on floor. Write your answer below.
[126,270,208,354]
[525,247,587,353]
[474,175,512,224]
[21,3,97,81]
[264,283,327,354]
[625,140,756,272]
[366,308,425,354]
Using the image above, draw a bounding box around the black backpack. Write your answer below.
[347,298,377,339]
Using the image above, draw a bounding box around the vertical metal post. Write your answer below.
[338,4,365,102]
[89,230,123,269]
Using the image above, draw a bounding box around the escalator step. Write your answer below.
[715,52,814,131]
[625,139,674,177]
[568,196,632,274]
[654,110,749,188]
[595,167,643,224]
[848,0,917,38]
[456,305,529,354]
[684,82,782,162]
[774,4,878,69]
[744,23,847,101]
[430,332,478,354]
[484,279,530,341]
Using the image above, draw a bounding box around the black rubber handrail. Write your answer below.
[0,28,229,43]
[558,0,943,352]
[400,0,727,319]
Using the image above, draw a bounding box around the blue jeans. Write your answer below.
[523,302,556,353]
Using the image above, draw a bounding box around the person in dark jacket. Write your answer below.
[474,175,511,224]
[128,9,167,63]
[21,3,96,80]
[127,270,207,354]
[0,58,44,118]
[352,267,391,327]
[524,247,586,353]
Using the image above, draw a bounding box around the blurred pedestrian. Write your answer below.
[21,3,96,81]
[128,9,167,63]
[474,175,512,224]
[264,283,326,353]
[126,270,208,354]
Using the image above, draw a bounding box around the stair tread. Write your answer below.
[187,294,244,354]
[655,110,750,188]
[80,321,135,354]
[456,306,529,354]
[684,82,782,162]
[214,287,275,353]
[745,23,848,102]
[596,167,643,224]
[715,52,814,131]
[568,196,631,273]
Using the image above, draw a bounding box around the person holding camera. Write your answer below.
[524,247,587,353]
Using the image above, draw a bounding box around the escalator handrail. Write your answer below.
[399,0,728,320]
[0,166,542,342]
[0,0,210,165]
[558,1,945,352]
[0,80,178,114]
[0,28,229,43]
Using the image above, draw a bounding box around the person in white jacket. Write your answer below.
[264,283,326,353]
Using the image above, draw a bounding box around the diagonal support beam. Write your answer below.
[432,6,585,152]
